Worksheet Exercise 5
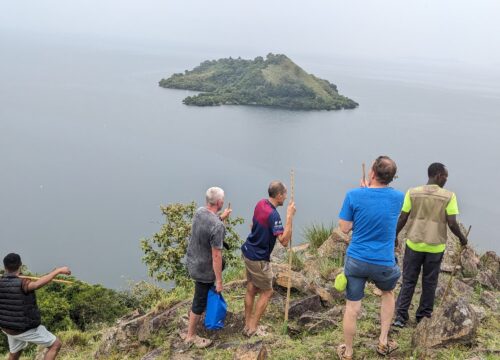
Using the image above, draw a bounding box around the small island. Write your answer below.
[159,53,358,110]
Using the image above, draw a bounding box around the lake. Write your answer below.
[1,33,499,288]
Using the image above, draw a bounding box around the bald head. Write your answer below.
[372,156,397,185]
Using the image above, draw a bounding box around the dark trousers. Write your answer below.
[191,281,214,315]
[395,245,444,322]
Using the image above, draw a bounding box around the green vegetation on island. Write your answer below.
[159,54,358,110]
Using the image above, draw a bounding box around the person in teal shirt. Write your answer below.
[393,163,468,328]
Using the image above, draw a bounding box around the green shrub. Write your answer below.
[129,281,169,313]
[37,288,74,331]
[303,223,335,250]
[141,202,244,286]
[65,284,131,331]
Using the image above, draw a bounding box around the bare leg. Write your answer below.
[247,288,273,332]
[44,339,62,360]
[244,282,258,329]
[185,311,201,342]
[343,300,361,357]
[8,351,22,360]
[379,290,395,346]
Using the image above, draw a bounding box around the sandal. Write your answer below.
[336,344,353,360]
[376,339,398,356]
[244,325,268,338]
[179,333,213,349]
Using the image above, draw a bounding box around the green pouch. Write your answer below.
[334,272,347,292]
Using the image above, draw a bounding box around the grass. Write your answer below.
[317,256,343,280]
[291,251,305,272]
[303,223,335,250]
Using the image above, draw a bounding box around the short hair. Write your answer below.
[205,187,224,205]
[372,156,397,185]
[268,181,287,198]
[428,163,447,178]
[3,253,22,273]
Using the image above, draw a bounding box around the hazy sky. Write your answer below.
[1,0,500,68]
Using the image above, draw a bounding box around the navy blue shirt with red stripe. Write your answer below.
[241,199,284,261]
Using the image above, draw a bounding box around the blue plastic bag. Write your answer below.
[204,287,227,330]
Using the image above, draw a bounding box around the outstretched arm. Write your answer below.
[26,267,71,292]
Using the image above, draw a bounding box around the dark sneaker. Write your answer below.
[392,319,406,328]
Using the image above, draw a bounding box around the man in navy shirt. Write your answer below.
[336,156,404,359]
[241,181,296,337]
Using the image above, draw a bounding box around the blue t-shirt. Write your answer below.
[339,187,404,266]
[241,199,284,261]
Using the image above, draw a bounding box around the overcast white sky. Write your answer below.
[1,0,499,67]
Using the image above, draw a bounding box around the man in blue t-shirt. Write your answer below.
[241,181,296,337]
[336,156,404,359]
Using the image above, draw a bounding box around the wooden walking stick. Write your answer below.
[439,225,472,307]
[283,169,295,333]
[19,275,74,285]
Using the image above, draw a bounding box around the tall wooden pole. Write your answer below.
[284,169,295,328]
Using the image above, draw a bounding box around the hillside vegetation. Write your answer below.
[3,204,498,359]
[159,54,358,110]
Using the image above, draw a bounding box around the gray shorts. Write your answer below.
[3,325,56,354]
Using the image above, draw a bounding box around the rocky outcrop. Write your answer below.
[480,290,498,311]
[295,305,343,334]
[480,251,500,279]
[412,298,479,348]
[461,247,481,277]
[288,295,324,319]
[476,269,499,290]
[95,300,188,358]
[435,275,474,301]
[317,228,349,258]
[272,263,335,303]
[234,341,268,360]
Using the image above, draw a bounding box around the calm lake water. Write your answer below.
[1,33,499,288]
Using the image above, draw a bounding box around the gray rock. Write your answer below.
[435,276,474,301]
[272,263,334,303]
[412,298,478,348]
[470,304,487,321]
[297,311,336,334]
[95,300,189,358]
[479,290,498,311]
[141,348,164,360]
[480,251,499,280]
[234,340,268,360]
[317,228,349,258]
[461,247,481,277]
[476,269,499,290]
[288,295,323,319]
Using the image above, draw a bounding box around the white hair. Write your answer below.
[205,187,224,205]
